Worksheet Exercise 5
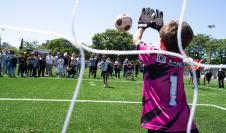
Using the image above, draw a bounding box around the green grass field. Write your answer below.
[0,71,226,133]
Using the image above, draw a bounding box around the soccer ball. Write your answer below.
[115,14,132,32]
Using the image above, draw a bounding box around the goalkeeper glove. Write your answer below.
[138,8,155,29]
[138,8,164,31]
[151,9,164,31]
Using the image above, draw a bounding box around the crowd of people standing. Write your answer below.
[1,49,224,89]
[0,49,144,81]
[0,49,81,78]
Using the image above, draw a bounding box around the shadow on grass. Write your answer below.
[196,86,223,92]
[106,86,115,89]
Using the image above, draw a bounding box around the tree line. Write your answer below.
[16,29,225,64]
[186,34,226,64]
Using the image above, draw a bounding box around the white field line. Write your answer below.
[0,98,225,111]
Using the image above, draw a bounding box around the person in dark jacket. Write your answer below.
[18,52,26,77]
[217,67,225,89]
[38,55,46,77]
[8,51,17,77]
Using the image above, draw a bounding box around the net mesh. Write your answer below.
[0,0,225,133]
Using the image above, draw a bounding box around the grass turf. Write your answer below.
[0,72,225,133]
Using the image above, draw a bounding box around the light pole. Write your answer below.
[208,24,215,37]
[208,25,217,78]
[207,24,216,59]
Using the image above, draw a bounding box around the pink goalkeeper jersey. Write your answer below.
[138,41,197,132]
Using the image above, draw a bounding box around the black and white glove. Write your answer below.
[151,9,164,31]
[138,8,164,31]
[138,8,155,29]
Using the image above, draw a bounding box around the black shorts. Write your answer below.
[102,71,108,75]
[206,77,211,81]
[89,66,95,71]
[148,128,199,133]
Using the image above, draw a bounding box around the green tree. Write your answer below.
[47,38,79,55]
[186,34,210,60]
[214,39,226,64]
[186,34,226,64]
[22,40,39,51]
[92,29,135,60]
[204,38,218,63]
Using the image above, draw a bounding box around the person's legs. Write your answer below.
[223,79,225,88]
[106,72,108,86]
[220,78,224,88]
[203,76,206,86]
[132,71,134,80]
[114,69,117,78]
[93,67,97,78]
[50,64,53,76]
[102,72,106,87]
[24,65,27,76]
[136,70,138,77]
[207,79,210,85]
[34,67,37,77]
[0,64,2,76]
[219,79,221,88]
[38,67,41,77]
[90,66,94,77]
[123,67,126,78]
[40,67,44,77]
[64,66,68,77]
[1,63,4,75]
[8,64,12,77]
[2,62,7,75]
[46,64,50,76]
[89,67,92,78]
[189,77,191,84]
[197,78,200,85]
[28,65,32,77]
[12,66,16,77]
[21,66,25,77]
[32,67,35,77]
[18,66,21,76]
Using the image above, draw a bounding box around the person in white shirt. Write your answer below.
[46,52,54,76]
[56,56,64,78]
[123,57,129,78]
[76,55,81,74]
[99,56,109,88]
[54,52,60,66]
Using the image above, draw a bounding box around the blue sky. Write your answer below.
[0,0,225,48]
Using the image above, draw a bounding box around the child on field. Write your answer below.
[188,68,193,85]
[203,68,212,86]
[99,56,109,88]
[133,8,199,133]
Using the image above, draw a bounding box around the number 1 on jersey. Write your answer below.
[169,76,178,106]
